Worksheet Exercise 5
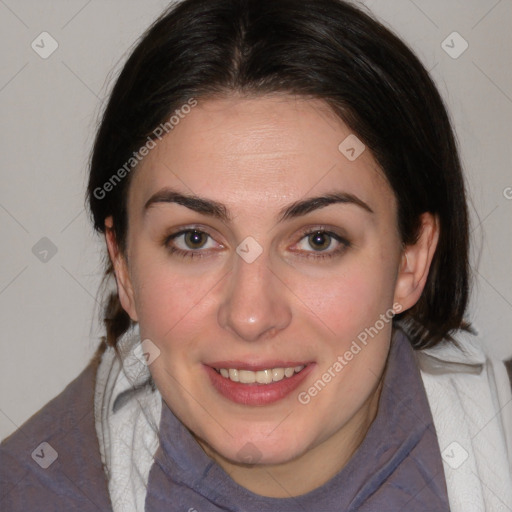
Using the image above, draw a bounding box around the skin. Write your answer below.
[105,94,439,498]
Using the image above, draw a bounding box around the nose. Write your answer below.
[217,251,292,342]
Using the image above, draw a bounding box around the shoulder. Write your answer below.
[0,343,112,512]
[415,329,512,398]
[415,329,512,428]
[414,329,512,508]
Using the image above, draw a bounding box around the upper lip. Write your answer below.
[206,360,312,371]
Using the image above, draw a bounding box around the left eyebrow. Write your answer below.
[143,187,374,222]
[277,192,374,222]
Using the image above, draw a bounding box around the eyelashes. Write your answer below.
[163,226,351,261]
[291,228,350,260]
[164,229,220,260]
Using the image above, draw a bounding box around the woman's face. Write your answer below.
[109,95,428,472]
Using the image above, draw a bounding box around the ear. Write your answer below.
[393,212,439,313]
[104,216,138,322]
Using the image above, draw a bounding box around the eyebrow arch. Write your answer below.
[144,188,231,221]
[278,192,374,221]
[143,187,374,222]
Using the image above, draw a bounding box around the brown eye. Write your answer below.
[164,228,223,260]
[184,230,208,249]
[307,231,332,251]
[291,228,350,260]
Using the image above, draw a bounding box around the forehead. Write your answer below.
[128,95,394,218]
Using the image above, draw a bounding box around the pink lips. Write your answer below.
[204,362,315,406]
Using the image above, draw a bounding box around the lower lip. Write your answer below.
[204,364,315,406]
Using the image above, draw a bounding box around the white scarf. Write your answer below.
[417,332,512,511]
[94,324,162,512]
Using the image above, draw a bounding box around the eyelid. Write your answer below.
[162,224,225,257]
[288,226,351,258]
[172,230,219,250]
[163,224,220,244]
[296,225,350,246]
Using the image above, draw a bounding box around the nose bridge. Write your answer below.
[217,249,291,342]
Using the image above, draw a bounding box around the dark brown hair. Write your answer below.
[87,0,471,350]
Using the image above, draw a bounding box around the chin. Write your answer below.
[205,425,312,466]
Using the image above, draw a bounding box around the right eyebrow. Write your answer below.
[144,188,231,222]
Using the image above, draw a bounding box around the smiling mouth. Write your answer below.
[206,362,314,405]
[214,365,306,384]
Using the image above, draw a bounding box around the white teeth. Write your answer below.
[238,370,256,384]
[217,365,305,384]
[256,369,273,384]
[272,368,285,381]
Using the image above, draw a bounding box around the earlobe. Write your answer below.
[104,217,138,322]
[393,213,439,312]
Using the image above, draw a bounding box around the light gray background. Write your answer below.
[1,0,511,442]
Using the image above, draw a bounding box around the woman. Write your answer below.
[1,0,511,510]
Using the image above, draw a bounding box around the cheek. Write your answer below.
[129,253,225,352]
[291,262,395,425]
[291,257,397,345]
